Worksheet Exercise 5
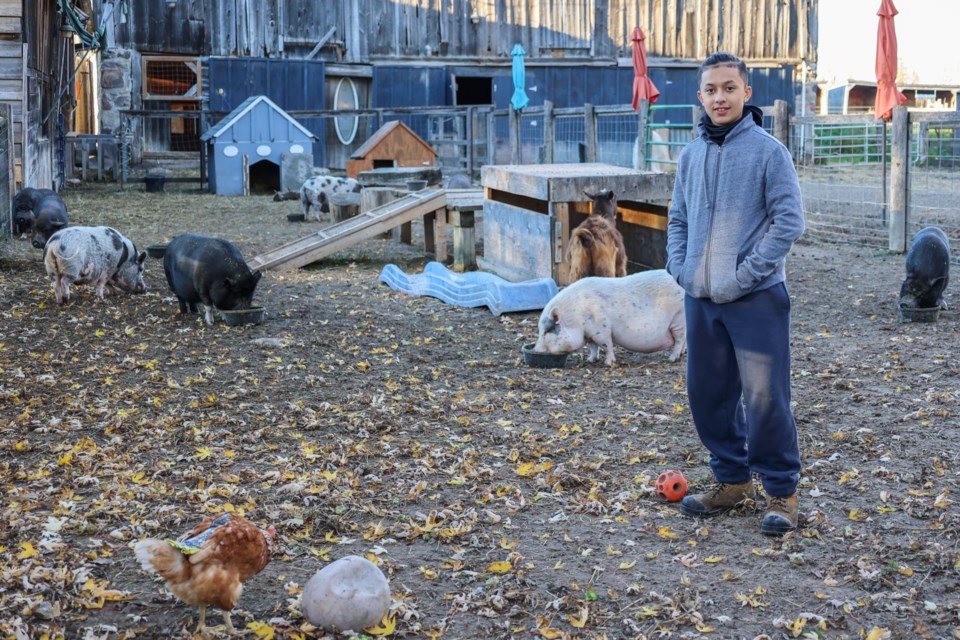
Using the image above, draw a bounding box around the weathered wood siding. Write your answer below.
[105,0,816,65]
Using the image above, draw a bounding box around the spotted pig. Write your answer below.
[43,226,147,305]
[299,175,361,223]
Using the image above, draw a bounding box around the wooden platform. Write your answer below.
[480,163,674,284]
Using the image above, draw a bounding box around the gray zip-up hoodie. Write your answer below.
[665,110,805,304]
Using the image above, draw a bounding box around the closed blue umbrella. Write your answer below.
[510,44,529,111]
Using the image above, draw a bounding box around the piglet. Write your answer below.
[163,233,262,325]
[899,226,950,310]
[43,226,147,304]
[535,269,686,365]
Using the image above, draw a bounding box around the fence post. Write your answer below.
[584,103,596,162]
[773,99,790,148]
[636,99,649,169]
[888,105,908,252]
[509,108,520,164]
[486,109,495,167]
[543,100,554,163]
[466,106,474,178]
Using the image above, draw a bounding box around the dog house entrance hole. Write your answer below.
[372,159,395,169]
[249,159,279,195]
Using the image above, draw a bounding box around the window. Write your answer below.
[333,77,359,145]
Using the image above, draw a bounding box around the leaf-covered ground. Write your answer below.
[1,182,958,640]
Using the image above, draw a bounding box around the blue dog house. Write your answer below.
[201,95,317,196]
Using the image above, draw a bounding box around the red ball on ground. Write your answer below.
[656,469,688,502]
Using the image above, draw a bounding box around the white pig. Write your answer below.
[43,225,147,304]
[534,270,686,365]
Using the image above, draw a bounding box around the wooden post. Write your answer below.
[242,154,250,196]
[888,105,909,253]
[509,107,520,164]
[449,209,476,272]
[543,100,555,164]
[466,106,474,178]
[773,99,790,148]
[486,109,495,167]
[584,103,597,162]
[636,99,649,170]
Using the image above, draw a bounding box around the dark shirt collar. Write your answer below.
[700,105,764,145]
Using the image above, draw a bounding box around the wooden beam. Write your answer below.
[306,27,337,60]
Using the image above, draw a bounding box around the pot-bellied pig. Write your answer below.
[31,193,69,249]
[43,226,147,305]
[163,233,262,325]
[899,225,951,310]
[534,269,686,365]
[299,175,361,223]
[12,187,56,237]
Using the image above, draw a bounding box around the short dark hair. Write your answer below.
[697,52,748,86]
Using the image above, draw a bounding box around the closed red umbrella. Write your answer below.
[875,0,906,120]
[631,27,660,110]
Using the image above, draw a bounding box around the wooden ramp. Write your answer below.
[247,187,447,271]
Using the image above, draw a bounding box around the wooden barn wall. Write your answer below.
[103,0,815,65]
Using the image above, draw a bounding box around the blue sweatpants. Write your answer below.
[684,283,800,498]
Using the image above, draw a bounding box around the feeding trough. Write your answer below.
[521,342,569,368]
[221,306,266,326]
[146,244,167,259]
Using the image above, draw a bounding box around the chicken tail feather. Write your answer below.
[134,538,191,585]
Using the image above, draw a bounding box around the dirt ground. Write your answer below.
[1,181,958,640]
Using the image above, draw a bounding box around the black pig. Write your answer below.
[899,226,950,310]
[30,194,69,249]
[163,233,262,325]
[12,187,55,237]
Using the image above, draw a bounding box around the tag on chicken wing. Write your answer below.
[165,514,232,554]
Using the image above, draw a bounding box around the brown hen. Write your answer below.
[134,513,274,634]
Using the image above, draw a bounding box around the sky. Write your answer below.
[816,0,960,85]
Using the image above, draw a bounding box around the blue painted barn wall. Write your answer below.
[371,64,795,112]
[206,57,326,165]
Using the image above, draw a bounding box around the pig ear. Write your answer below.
[550,308,561,324]
[606,190,616,200]
[252,270,262,284]
[136,251,146,265]
[51,219,66,228]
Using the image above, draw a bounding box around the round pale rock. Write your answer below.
[301,555,391,632]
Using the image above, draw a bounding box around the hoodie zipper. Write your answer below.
[703,144,723,295]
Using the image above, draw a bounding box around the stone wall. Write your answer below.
[99,48,141,163]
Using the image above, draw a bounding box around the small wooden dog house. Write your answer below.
[346,121,437,179]
[201,95,317,196]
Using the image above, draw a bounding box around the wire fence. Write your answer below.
[793,112,960,263]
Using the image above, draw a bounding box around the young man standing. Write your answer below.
[665,52,805,535]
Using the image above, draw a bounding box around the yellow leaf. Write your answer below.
[848,509,869,522]
[95,329,105,337]
[566,606,588,628]
[325,531,341,543]
[657,526,679,539]
[486,561,512,574]
[865,628,890,640]
[419,566,439,580]
[18,542,39,559]
[365,613,396,636]
[704,555,725,563]
[618,560,636,570]
[536,616,564,639]
[246,620,276,639]
[553,561,565,570]
[500,536,518,549]
[195,447,213,460]
[898,567,913,576]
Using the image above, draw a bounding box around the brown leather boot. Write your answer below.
[679,480,756,517]
[760,494,799,535]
